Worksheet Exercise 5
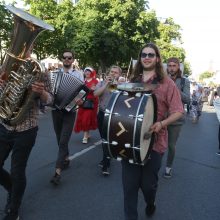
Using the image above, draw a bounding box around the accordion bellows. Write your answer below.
[49,70,89,110]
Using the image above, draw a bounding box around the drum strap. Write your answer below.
[151,76,159,84]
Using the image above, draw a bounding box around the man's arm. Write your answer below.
[94,76,112,97]
[31,81,53,104]
[94,81,108,97]
[150,112,183,133]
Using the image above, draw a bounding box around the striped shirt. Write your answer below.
[61,68,84,81]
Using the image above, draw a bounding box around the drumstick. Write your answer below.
[143,130,153,140]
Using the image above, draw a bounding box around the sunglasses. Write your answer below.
[141,52,156,59]
[62,56,73,60]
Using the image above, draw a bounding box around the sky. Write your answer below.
[3,0,220,77]
[149,0,220,77]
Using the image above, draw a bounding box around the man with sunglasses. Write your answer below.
[164,57,190,179]
[50,49,84,185]
[122,43,184,220]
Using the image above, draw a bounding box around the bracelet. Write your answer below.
[160,121,163,128]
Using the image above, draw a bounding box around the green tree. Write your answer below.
[72,0,159,71]
[0,1,13,65]
[199,71,214,81]
[183,61,192,76]
[22,0,190,74]
[156,17,186,62]
[24,0,76,60]
[155,17,193,74]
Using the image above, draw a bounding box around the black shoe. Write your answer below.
[50,173,61,185]
[3,209,19,220]
[102,165,110,176]
[98,160,104,168]
[4,192,12,214]
[145,203,156,217]
[63,159,70,170]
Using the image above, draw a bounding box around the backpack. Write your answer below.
[180,77,185,92]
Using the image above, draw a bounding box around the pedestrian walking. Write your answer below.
[121,43,183,219]
[74,67,99,144]
[164,57,190,178]
[94,65,122,176]
[213,87,220,155]
[50,49,84,185]
[0,46,53,220]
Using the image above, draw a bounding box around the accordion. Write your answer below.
[49,70,89,111]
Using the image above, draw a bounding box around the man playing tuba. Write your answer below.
[0,4,54,219]
[0,45,53,220]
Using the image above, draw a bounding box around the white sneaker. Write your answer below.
[82,138,88,144]
[164,167,172,179]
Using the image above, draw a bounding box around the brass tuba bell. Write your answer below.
[0,5,54,125]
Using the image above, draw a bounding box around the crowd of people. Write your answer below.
[0,42,217,220]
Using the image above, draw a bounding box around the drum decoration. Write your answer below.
[102,90,157,165]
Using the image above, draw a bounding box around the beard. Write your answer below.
[170,72,177,77]
[63,63,71,68]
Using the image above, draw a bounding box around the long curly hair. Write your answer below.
[130,43,166,83]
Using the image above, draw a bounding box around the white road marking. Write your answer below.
[68,140,102,161]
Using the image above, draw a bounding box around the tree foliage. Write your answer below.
[0,1,13,65]
[72,0,157,71]
[199,71,214,81]
[24,0,77,60]
[0,0,191,74]
[183,61,192,76]
[155,17,192,75]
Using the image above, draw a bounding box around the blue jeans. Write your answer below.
[0,124,38,211]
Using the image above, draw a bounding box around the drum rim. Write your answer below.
[106,91,121,159]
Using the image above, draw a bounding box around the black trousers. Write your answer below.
[97,110,110,166]
[121,150,163,220]
[52,109,76,169]
[0,124,38,211]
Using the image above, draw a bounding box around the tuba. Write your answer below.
[0,5,54,125]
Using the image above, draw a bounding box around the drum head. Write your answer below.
[140,95,154,162]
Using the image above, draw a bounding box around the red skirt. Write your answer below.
[74,103,98,132]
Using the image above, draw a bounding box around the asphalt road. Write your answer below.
[0,103,220,220]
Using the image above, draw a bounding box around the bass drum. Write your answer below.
[102,91,157,165]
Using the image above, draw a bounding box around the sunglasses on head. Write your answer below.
[141,52,156,59]
[62,56,73,60]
